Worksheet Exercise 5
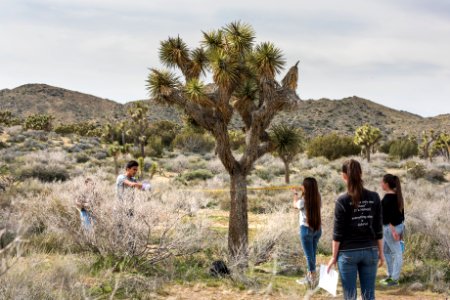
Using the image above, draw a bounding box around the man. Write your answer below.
[116,160,151,201]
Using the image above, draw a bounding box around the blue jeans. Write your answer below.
[80,209,92,230]
[299,225,322,272]
[338,248,378,300]
[383,224,404,281]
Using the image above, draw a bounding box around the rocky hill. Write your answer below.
[0,84,124,123]
[1,84,449,137]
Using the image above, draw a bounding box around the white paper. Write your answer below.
[318,264,339,297]
[142,182,152,191]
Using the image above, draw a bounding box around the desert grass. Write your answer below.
[0,132,449,298]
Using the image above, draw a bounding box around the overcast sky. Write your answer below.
[1,0,450,117]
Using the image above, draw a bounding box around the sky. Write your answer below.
[1,0,450,117]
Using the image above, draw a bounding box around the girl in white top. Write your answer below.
[292,177,322,287]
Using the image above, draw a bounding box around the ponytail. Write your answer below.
[383,174,404,212]
[342,159,364,207]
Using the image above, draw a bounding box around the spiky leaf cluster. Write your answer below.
[270,123,304,161]
[354,124,382,147]
[147,21,288,107]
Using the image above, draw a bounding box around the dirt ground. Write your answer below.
[161,284,447,300]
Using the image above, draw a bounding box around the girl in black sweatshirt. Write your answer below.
[380,174,405,287]
[327,159,384,300]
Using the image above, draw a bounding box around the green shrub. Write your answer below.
[389,138,418,159]
[425,169,446,182]
[75,153,90,163]
[23,114,54,131]
[54,124,77,135]
[147,136,164,157]
[148,120,181,148]
[307,133,361,160]
[379,140,394,154]
[19,164,69,182]
[7,134,26,143]
[0,110,22,126]
[54,121,102,137]
[173,131,215,154]
[404,161,426,179]
[228,129,246,151]
[254,167,275,181]
[180,169,214,181]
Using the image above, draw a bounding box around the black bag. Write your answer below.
[209,260,230,277]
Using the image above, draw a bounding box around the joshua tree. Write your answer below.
[127,102,151,158]
[433,132,450,161]
[354,124,382,162]
[108,142,131,175]
[270,123,304,183]
[146,22,300,258]
[419,130,439,162]
[23,114,54,132]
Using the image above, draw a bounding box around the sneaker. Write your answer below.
[379,277,391,284]
[296,277,310,285]
[381,278,399,287]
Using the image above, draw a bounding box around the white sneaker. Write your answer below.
[296,277,310,285]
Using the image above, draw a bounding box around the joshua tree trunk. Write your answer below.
[113,155,119,175]
[121,131,126,145]
[366,146,371,163]
[283,158,290,184]
[228,171,249,260]
[140,142,145,158]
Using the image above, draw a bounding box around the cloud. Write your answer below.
[1,0,449,116]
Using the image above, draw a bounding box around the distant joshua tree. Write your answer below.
[146,21,300,259]
[354,124,382,162]
[270,123,304,184]
[420,130,439,162]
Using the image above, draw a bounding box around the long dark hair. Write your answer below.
[342,159,364,207]
[303,177,321,231]
[383,174,404,212]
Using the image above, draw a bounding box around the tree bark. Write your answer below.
[114,156,119,175]
[121,131,125,146]
[228,171,249,261]
[140,142,145,158]
[283,159,290,184]
[366,146,371,163]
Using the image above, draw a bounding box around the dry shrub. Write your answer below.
[250,203,302,271]
[20,173,214,266]
[404,180,450,261]
[0,255,85,299]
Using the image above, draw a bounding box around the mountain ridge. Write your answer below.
[1,83,449,137]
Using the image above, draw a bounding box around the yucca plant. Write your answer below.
[146,21,300,260]
[270,123,305,183]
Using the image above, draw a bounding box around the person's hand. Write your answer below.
[392,230,401,241]
[327,257,337,273]
[378,252,385,267]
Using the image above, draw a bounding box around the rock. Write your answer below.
[409,282,424,291]
[246,289,255,295]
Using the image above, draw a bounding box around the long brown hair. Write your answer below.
[342,159,364,207]
[303,177,321,231]
[383,174,404,212]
